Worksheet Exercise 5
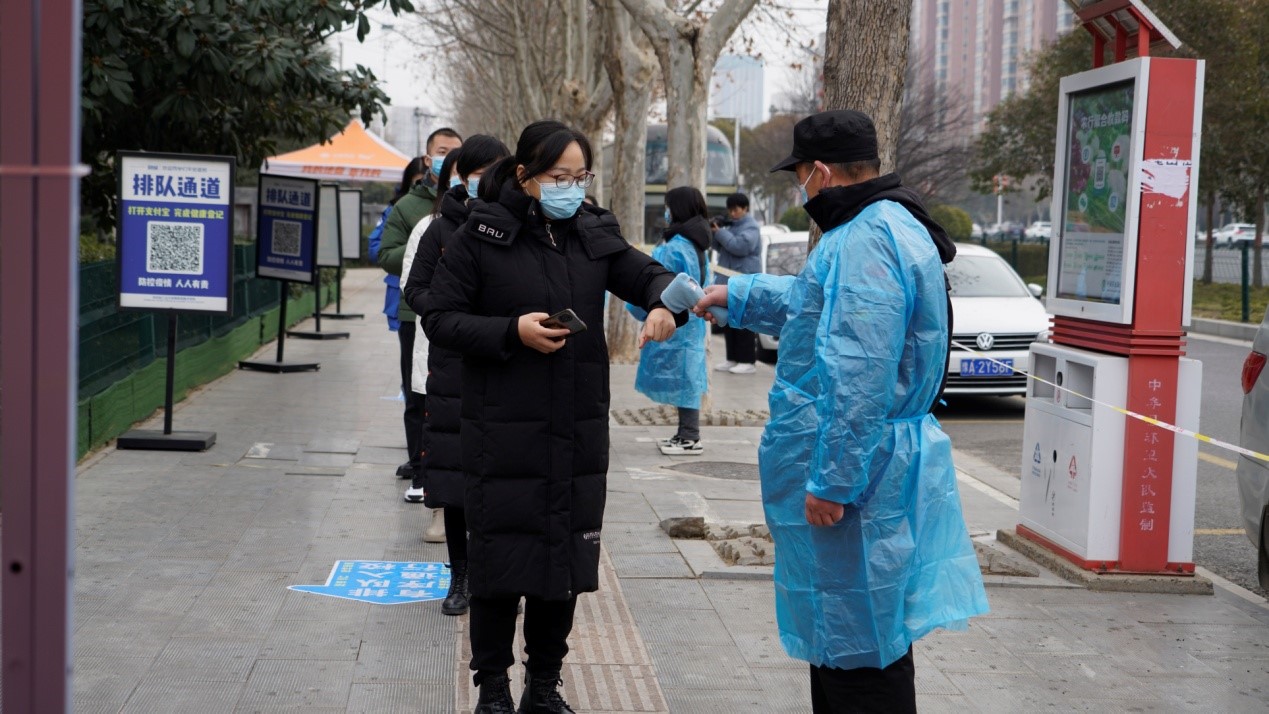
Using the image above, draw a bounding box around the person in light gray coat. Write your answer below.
[711,192,762,374]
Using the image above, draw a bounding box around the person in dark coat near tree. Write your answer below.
[422,120,684,714]
[403,135,512,618]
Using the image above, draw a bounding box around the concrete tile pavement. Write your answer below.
[69,268,1269,712]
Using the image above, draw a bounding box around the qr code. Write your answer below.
[146,221,204,275]
[272,220,302,257]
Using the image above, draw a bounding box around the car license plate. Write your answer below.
[960,358,1013,377]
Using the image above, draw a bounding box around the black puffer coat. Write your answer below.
[402,186,471,509]
[422,183,682,600]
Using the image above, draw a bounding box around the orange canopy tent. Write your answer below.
[260,120,414,182]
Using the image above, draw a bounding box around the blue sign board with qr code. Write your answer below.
[256,174,320,284]
[117,152,236,313]
[289,560,450,604]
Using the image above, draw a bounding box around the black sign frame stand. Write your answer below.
[286,275,350,339]
[117,313,217,451]
[239,280,321,372]
[289,184,351,338]
[324,187,365,320]
[322,244,363,320]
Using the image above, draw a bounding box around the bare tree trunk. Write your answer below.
[809,0,910,249]
[661,39,713,189]
[1202,189,1214,284]
[618,0,758,189]
[822,0,910,173]
[599,0,656,362]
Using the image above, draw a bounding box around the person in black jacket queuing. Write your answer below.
[422,121,683,714]
[404,135,512,618]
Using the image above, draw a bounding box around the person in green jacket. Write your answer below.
[378,127,463,541]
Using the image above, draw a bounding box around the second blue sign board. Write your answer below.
[256,174,319,284]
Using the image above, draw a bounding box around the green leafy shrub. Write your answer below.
[930,204,973,242]
[779,206,809,231]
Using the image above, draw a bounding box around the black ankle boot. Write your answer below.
[474,671,515,714]
[517,670,575,714]
[442,560,469,616]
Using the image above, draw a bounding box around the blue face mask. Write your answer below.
[467,177,481,197]
[535,180,585,220]
[664,207,672,224]
[430,155,447,178]
[798,169,816,205]
[449,176,463,189]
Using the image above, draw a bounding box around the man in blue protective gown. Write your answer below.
[694,110,989,713]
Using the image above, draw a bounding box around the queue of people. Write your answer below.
[373,109,986,714]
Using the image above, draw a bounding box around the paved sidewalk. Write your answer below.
[71,268,1269,712]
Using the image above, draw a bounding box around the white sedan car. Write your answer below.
[1238,306,1269,589]
[944,243,1051,396]
[1214,223,1257,247]
[1024,221,1052,242]
[755,230,809,362]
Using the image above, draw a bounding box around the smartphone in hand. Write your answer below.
[539,309,587,335]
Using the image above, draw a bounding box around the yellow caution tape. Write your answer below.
[949,339,1269,465]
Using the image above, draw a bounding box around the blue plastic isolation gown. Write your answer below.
[727,200,989,670]
[627,236,709,409]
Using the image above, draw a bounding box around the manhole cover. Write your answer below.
[664,461,759,480]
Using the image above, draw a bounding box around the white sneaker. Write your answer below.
[714,360,738,372]
[403,485,425,503]
[655,435,675,447]
[424,508,446,543]
[659,437,703,455]
[728,363,757,374]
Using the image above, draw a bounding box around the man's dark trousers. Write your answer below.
[809,647,915,713]
[397,321,424,480]
[723,325,756,364]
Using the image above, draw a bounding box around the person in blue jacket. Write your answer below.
[710,192,762,374]
[627,186,711,455]
[369,156,428,331]
[695,110,989,713]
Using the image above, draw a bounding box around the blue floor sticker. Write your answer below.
[289,560,449,604]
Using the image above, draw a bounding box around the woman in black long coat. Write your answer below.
[422,120,681,714]
[403,135,511,618]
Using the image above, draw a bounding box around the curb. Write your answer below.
[1190,316,1258,342]
[997,528,1214,595]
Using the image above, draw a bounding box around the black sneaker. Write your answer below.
[395,462,413,479]
[658,436,703,456]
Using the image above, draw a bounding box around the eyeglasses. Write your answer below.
[537,172,595,190]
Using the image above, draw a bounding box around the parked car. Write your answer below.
[1238,306,1269,589]
[1024,221,1052,242]
[944,243,1050,396]
[1214,223,1257,247]
[971,223,985,240]
[988,221,1024,240]
[755,230,809,363]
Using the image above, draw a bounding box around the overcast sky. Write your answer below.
[333,2,830,127]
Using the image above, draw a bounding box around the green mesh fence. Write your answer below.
[76,244,334,457]
[77,244,284,397]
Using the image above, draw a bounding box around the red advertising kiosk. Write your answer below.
[1017,1,1205,576]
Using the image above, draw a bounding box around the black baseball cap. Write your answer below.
[770,110,879,173]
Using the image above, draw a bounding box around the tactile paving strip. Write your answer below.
[454,547,670,712]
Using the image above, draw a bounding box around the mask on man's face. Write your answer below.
[798,167,817,206]
[430,155,447,178]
